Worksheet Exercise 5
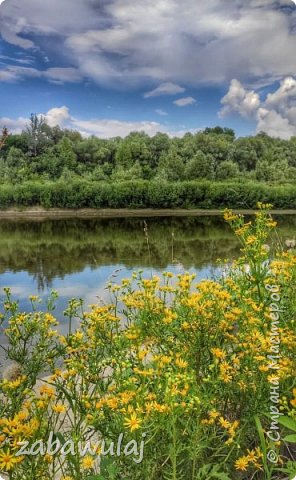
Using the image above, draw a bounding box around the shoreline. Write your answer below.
[0,207,296,219]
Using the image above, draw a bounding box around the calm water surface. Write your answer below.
[0,214,295,324]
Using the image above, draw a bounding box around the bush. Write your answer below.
[1,180,296,209]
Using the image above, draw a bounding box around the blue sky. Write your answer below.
[1,0,296,139]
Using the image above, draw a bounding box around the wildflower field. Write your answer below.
[0,205,296,480]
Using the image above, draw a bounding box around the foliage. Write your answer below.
[23,114,52,157]
[0,205,295,479]
[184,151,215,180]
[215,160,239,181]
[1,180,296,209]
[1,119,296,195]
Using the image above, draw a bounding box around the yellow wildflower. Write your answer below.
[124,413,142,432]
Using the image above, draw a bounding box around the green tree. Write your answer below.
[150,133,171,167]
[112,160,143,182]
[115,132,152,175]
[157,149,185,182]
[255,159,290,182]
[2,147,27,183]
[185,151,215,180]
[24,114,51,157]
[54,137,77,169]
[6,147,26,169]
[4,133,28,155]
[75,137,113,167]
[0,127,9,150]
[193,132,231,164]
[204,126,235,141]
[216,160,239,180]
[229,137,261,171]
[35,150,62,179]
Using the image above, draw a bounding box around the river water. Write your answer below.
[0,214,295,323]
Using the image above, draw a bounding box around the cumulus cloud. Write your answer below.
[44,106,71,127]
[144,83,185,98]
[1,0,296,87]
[173,97,196,107]
[219,79,260,118]
[220,76,296,138]
[256,77,296,137]
[265,76,296,113]
[256,107,296,139]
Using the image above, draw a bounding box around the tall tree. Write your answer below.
[0,127,9,150]
[24,114,50,157]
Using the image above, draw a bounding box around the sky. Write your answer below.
[1,0,296,139]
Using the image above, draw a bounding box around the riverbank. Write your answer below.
[1,207,296,219]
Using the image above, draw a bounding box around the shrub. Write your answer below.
[1,181,296,210]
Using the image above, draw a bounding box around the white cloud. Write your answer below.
[256,77,296,137]
[0,66,40,82]
[0,54,34,65]
[0,115,28,133]
[155,109,168,116]
[44,106,70,127]
[1,0,296,87]
[219,79,260,118]
[70,118,164,138]
[144,82,185,98]
[173,96,196,107]
[220,76,296,138]
[256,107,296,139]
[43,68,82,83]
[71,117,200,138]
[0,106,71,133]
[0,0,99,49]
[0,69,19,81]
[0,65,82,83]
[265,77,296,111]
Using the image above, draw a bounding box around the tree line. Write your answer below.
[1,115,296,185]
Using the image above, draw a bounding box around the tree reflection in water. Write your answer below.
[0,214,294,291]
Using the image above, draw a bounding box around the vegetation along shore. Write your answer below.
[2,121,296,210]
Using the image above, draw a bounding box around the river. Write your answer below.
[0,214,295,322]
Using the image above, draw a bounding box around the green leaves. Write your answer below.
[276,416,296,444]
[195,464,231,480]
[277,416,296,433]
[284,434,296,443]
[87,458,119,480]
